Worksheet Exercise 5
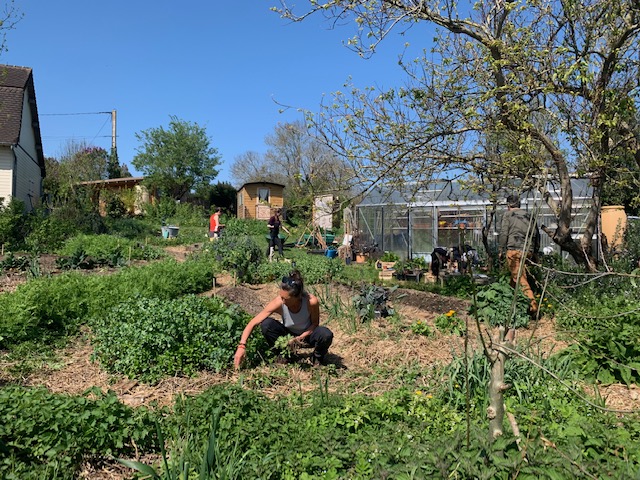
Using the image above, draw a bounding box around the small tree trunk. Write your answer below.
[487,327,515,439]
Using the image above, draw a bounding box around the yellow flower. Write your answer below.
[446,310,456,317]
[426,394,433,399]
[415,390,423,395]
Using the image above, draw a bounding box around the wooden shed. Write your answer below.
[79,176,155,216]
[236,181,285,220]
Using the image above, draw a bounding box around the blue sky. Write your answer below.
[3,1,428,186]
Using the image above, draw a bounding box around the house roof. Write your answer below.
[237,181,286,191]
[0,64,45,175]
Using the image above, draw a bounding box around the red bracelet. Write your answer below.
[237,344,246,349]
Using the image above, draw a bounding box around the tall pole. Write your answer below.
[111,109,117,151]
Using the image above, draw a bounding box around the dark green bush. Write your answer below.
[216,217,267,237]
[103,216,157,240]
[0,198,27,251]
[207,234,264,283]
[91,295,253,382]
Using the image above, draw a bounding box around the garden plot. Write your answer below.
[19,273,570,408]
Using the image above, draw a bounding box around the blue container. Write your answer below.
[325,248,338,259]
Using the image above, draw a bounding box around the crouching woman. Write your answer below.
[233,270,333,368]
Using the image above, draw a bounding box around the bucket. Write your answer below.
[325,248,338,259]
[161,226,180,239]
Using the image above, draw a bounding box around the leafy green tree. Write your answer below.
[107,147,128,179]
[201,181,237,213]
[278,0,640,270]
[133,116,221,200]
[43,142,112,205]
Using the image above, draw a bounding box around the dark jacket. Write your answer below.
[499,208,540,253]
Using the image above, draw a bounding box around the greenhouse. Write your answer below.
[355,178,595,261]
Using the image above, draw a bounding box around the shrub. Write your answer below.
[207,234,264,283]
[91,295,253,382]
[0,198,27,251]
[221,217,267,237]
[103,217,157,240]
[556,294,640,385]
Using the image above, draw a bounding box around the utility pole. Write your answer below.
[111,109,117,151]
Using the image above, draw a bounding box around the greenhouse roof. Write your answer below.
[357,178,593,207]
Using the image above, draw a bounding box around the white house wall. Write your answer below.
[0,148,13,206]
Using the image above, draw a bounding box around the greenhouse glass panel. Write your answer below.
[411,207,434,256]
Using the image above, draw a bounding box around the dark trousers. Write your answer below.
[261,317,333,357]
[268,235,284,257]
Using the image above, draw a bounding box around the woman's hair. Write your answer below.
[280,269,304,297]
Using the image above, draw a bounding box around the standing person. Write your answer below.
[430,247,450,277]
[499,194,540,315]
[267,208,290,260]
[209,207,224,240]
[233,270,333,368]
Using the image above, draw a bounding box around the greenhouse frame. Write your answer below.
[355,178,595,261]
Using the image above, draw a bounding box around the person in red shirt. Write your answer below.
[209,207,224,240]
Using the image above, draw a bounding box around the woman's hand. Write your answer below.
[234,346,246,369]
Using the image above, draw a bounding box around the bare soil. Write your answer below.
[2,245,639,479]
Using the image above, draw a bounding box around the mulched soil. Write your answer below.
[2,244,639,479]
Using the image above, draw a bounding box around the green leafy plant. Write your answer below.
[91,295,254,383]
[469,277,530,328]
[555,295,640,385]
[0,257,214,350]
[207,234,263,283]
[434,309,465,336]
[0,385,156,479]
[256,254,345,285]
[0,252,30,272]
[410,319,433,337]
[55,247,96,270]
[379,251,400,262]
[57,233,164,265]
[352,285,397,322]
[274,334,296,359]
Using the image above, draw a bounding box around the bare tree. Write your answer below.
[231,121,353,217]
[230,151,272,187]
[0,1,21,55]
[277,0,640,270]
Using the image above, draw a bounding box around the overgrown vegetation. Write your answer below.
[91,295,256,382]
[0,257,214,349]
[2,213,640,478]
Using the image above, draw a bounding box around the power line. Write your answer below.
[40,111,112,116]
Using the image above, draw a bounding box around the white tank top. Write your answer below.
[281,295,312,335]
